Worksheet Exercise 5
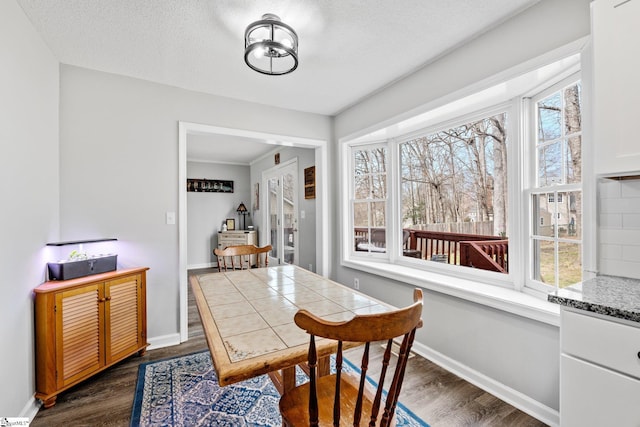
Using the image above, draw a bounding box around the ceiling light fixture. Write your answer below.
[244,13,298,76]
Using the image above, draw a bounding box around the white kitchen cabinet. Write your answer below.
[592,0,640,176]
[560,309,640,426]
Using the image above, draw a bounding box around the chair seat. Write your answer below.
[279,372,396,427]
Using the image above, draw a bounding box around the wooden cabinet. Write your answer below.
[560,309,640,426]
[218,230,257,265]
[34,267,148,408]
[592,0,640,176]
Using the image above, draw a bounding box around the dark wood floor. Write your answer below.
[32,268,548,427]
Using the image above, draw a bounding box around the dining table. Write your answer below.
[190,264,395,395]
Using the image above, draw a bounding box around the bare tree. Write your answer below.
[399,112,508,236]
[565,83,582,238]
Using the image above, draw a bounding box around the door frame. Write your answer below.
[178,121,329,342]
[262,158,299,266]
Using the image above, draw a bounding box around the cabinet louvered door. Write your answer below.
[105,274,144,364]
[55,284,104,388]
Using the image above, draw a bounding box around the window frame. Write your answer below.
[524,73,583,293]
[348,103,518,290]
[339,46,588,307]
[349,141,391,260]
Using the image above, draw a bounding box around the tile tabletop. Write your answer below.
[191,265,393,386]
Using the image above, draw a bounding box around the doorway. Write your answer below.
[263,159,299,265]
[178,121,329,342]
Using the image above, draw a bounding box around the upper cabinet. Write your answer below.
[592,0,640,177]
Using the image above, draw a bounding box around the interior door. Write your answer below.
[264,160,299,265]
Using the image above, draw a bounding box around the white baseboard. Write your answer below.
[26,334,182,422]
[411,341,559,427]
[21,396,41,421]
[187,262,216,270]
[147,333,181,350]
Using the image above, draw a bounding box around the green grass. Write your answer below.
[538,241,582,288]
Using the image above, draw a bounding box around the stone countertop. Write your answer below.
[548,275,640,323]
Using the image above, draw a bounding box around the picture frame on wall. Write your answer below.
[304,166,316,199]
[187,178,234,193]
[225,218,235,230]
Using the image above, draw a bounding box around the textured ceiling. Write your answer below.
[187,133,279,165]
[17,0,540,117]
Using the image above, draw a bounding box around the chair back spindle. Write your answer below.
[213,244,272,271]
[280,289,423,427]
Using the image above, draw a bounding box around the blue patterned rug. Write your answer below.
[131,350,429,426]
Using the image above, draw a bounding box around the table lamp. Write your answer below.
[236,202,249,230]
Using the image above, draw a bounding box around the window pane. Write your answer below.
[532,239,555,285]
[538,142,562,186]
[533,193,554,237]
[399,112,509,272]
[371,202,386,228]
[353,202,369,227]
[558,242,581,287]
[354,175,370,199]
[566,136,581,184]
[354,146,387,202]
[564,83,582,134]
[371,174,387,199]
[354,150,370,176]
[369,147,387,173]
[555,193,573,239]
[565,191,581,240]
[558,242,582,288]
[537,92,561,141]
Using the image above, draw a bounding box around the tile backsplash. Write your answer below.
[598,178,640,279]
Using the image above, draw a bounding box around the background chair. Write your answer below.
[214,244,272,271]
[279,289,423,427]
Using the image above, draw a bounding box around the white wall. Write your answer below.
[58,65,331,345]
[332,0,592,421]
[336,0,592,139]
[0,0,59,417]
[598,178,640,279]
[187,161,251,268]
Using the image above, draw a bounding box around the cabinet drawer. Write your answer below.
[561,354,640,427]
[561,309,640,379]
[218,239,247,246]
[218,232,242,240]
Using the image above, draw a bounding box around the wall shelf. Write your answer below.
[46,238,118,246]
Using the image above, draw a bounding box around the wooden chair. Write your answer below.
[214,244,272,271]
[279,289,424,427]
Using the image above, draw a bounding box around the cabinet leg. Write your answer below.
[138,348,146,356]
[42,396,57,409]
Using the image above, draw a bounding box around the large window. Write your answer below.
[344,60,583,295]
[529,80,582,289]
[400,112,508,271]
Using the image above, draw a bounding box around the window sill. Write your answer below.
[342,259,560,326]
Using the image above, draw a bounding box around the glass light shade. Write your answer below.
[244,14,298,75]
[237,202,248,214]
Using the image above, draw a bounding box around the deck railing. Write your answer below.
[354,227,509,273]
[459,240,509,273]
